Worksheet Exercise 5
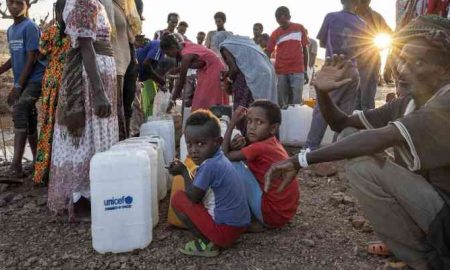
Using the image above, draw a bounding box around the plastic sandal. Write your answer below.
[179,239,220,258]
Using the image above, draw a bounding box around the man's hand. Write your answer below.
[264,156,300,193]
[93,90,112,118]
[230,134,246,150]
[230,106,247,126]
[311,54,356,93]
[167,159,188,176]
[7,88,20,107]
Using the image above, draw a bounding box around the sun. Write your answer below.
[374,33,392,50]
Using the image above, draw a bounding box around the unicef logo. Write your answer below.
[125,196,133,204]
[104,195,134,210]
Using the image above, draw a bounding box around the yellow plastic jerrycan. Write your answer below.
[304,98,316,108]
[167,157,197,228]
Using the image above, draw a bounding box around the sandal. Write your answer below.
[382,260,411,270]
[179,239,219,258]
[367,241,392,256]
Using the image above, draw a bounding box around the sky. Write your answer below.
[0,0,396,58]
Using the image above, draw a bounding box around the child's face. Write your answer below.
[253,25,263,37]
[215,18,225,29]
[259,38,268,48]
[197,34,205,44]
[276,14,290,28]
[246,107,277,143]
[7,0,28,18]
[185,126,222,165]
[177,25,187,35]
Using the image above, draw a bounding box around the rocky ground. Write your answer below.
[0,158,393,270]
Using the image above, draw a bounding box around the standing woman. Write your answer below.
[161,34,229,112]
[33,0,70,185]
[48,0,118,220]
[219,35,277,133]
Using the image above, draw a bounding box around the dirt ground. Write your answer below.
[0,157,393,270]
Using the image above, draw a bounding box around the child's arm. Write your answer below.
[143,59,165,85]
[16,50,39,90]
[0,59,11,76]
[166,54,192,113]
[167,160,205,204]
[223,107,247,161]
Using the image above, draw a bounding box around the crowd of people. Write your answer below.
[0,0,449,269]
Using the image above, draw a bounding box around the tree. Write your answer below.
[0,0,42,19]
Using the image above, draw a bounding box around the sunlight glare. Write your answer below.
[374,33,392,50]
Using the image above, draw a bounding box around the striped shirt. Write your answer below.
[267,23,309,74]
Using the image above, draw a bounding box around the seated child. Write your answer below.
[223,100,299,228]
[168,110,251,257]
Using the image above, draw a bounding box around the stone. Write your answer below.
[304,181,320,188]
[110,261,121,268]
[312,162,337,177]
[351,216,366,229]
[329,192,344,206]
[362,223,373,233]
[12,194,24,202]
[36,197,47,206]
[342,195,355,206]
[300,239,315,247]
[0,192,14,203]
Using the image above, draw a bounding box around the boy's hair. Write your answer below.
[197,31,206,36]
[250,100,282,125]
[178,21,188,28]
[185,110,221,138]
[275,6,290,19]
[214,11,227,22]
[167,12,179,22]
[254,23,263,29]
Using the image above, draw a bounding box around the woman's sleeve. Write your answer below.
[63,0,100,48]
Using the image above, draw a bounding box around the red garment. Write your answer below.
[171,191,246,248]
[181,42,229,111]
[427,0,449,16]
[267,23,309,74]
[241,136,300,228]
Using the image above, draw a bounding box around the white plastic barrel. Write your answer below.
[110,143,159,227]
[140,119,175,164]
[280,105,313,146]
[121,136,168,199]
[180,118,241,162]
[90,149,152,254]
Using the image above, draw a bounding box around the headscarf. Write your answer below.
[210,31,233,54]
[220,35,278,103]
[395,15,450,53]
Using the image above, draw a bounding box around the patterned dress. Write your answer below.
[48,0,118,217]
[33,25,70,185]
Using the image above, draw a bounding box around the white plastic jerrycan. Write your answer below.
[280,105,313,146]
[110,143,159,227]
[121,136,168,200]
[90,149,153,254]
[140,119,175,164]
[180,116,241,162]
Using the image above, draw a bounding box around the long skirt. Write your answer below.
[47,54,119,218]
